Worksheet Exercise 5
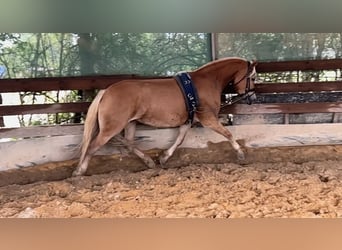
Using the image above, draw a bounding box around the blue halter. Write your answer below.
[174,72,200,124]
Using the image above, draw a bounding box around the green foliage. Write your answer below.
[1,33,211,77]
[78,33,210,76]
[217,33,342,61]
[0,33,211,126]
[217,33,342,83]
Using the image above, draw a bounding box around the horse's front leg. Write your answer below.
[159,123,191,166]
[200,115,245,160]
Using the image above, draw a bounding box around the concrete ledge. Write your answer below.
[1,124,342,171]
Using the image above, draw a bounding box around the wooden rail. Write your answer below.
[1,81,342,116]
[0,59,341,92]
[0,102,90,116]
[254,81,342,93]
[256,58,342,73]
[221,102,342,115]
[0,74,163,92]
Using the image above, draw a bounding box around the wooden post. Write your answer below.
[74,33,97,123]
[332,113,342,123]
[209,33,218,60]
[0,94,4,127]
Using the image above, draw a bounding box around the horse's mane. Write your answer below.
[193,57,247,73]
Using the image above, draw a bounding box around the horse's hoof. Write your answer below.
[72,171,80,177]
[145,158,157,169]
[159,151,170,168]
[158,153,169,168]
[159,157,167,168]
[72,169,84,177]
[237,151,246,161]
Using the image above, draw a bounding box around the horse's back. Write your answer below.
[100,78,188,127]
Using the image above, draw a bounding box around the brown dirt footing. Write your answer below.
[1,142,342,218]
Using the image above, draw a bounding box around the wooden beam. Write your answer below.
[0,102,91,116]
[254,81,342,93]
[0,75,170,93]
[0,59,341,93]
[0,124,83,138]
[0,123,155,139]
[220,102,342,115]
[256,59,342,73]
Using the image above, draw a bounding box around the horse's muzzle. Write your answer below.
[246,91,256,105]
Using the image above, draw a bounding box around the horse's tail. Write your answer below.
[79,90,105,162]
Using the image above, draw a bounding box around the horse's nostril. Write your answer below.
[246,92,256,105]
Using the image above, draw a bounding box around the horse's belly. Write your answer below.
[138,110,187,128]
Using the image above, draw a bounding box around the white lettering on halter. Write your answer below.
[187,93,194,100]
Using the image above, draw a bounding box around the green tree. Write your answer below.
[0,33,211,127]
[0,33,80,126]
[217,33,342,82]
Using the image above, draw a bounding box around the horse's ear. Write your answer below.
[250,60,258,67]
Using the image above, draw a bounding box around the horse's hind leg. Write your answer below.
[124,121,155,168]
[74,117,129,176]
[117,121,136,157]
[73,132,114,176]
[159,123,191,166]
[115,134,156,169]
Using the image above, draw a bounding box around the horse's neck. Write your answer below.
[193,60,243,91]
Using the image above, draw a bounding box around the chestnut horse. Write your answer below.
[73,57,257,176]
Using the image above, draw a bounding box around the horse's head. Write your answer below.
[231,60,257,105]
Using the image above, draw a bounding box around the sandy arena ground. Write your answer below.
[1,142,342,218]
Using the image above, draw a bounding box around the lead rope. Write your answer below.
[220,92,250,109]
